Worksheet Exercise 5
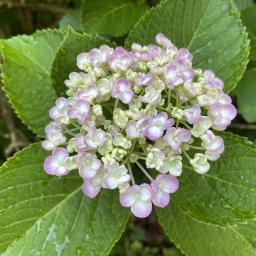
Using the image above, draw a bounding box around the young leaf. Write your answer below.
[241,6,256,61]
[157,133,256,255]
[125,0,249,92]
[81,0,149,37]
[0,143,129,255]
[0,29,65,137]
[51,27,111,96]
[59,9,83,31]
[236,69,256,123]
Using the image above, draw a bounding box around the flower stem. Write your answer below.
[182,149,191,161]
[135,161,154,182]
[127,162,135,185]
[189,145,204,151]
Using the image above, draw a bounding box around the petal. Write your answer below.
[131,200,152,218]
[161,175,179,193]
[79,166,97,179]
[82,180,101,198]
[104,175,119,189]
[139,184,152,201]
[152,190,170,208]
[119,188,137,207]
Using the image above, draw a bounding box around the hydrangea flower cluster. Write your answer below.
[43,33,236,218]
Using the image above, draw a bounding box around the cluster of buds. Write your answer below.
[43,33,236,218]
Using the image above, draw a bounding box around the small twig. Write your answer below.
[0,1,68,13]
[230,123,256,130]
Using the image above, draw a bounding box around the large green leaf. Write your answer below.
[157,133,256,256]
[236,69,256,123]
[81,0,149,37]
[0,143,129,255]
[0,29,65,137]
[235,0,255,10]
[241,6,256,61]
[59,9,83,31]
[51,27,111,96]
[125,0,249,92]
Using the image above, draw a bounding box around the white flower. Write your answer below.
[190,153,210,174]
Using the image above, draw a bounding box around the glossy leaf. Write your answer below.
[0,143,129,255]
[59,9,83,31]
[157,133,256,255]
[237,69,256,123]
[241,6,256,61]
[81,0,149,37]
[0,29,65,137]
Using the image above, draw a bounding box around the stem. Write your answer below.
[127,162,135,185]
[183,164,194,171]
[181,122,192,130]
[189,145,204,151]
[168,90,171,105]
[182,149,192,161]
[135,161,154,182]
[114,99,119,110]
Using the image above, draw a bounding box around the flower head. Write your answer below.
[43,33,236,218]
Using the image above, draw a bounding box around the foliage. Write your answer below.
[0,0,256,255]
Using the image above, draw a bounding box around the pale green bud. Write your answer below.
[126,69,137,81]
[65,156,78,170]
[130,153,140,163]
[111,148,127,161]
[98,78,111,96]
[134,85,142,94]
[113,133,132,149]
[67,138,76,153]
[113,108,128,129]
[98,134,113,155]
[101,154,113,165]
[92,104,103,116]
[171,107,184,120]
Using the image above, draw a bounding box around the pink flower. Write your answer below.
[49,97,70,125]
[82,169,105,198]
[144,112,174,141]
[120,184,152,218]
[203,70,224,90]
[77,153,102,179]
[164,127,191,154]
[184,104,201,124]
[208,103,237,130]
[201,130,224,160]
[104,161,130,189]
[111,78,134,104]
[68,99,90,124]
[108,47,133,72]
[151,174,179,207]
[44,148,69,176]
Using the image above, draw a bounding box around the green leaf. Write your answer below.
[241,6,256,61]
[235,0,255,10]
[236,69,256,123]
[51,27,110,96]
[157,133,256,256]
[59,9,83,31]
[81,0,149,37]
[0,29,65,137]
[125,0,249,92]
[0,143,129,255]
